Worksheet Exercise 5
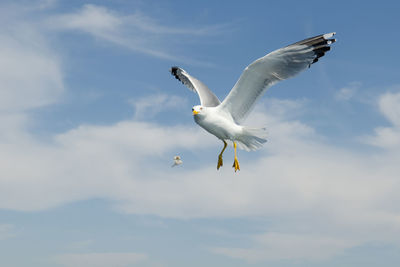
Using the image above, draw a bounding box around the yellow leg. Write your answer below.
[217,140,227,170]
[232,141,240,172]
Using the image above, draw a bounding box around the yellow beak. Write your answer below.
[192,110,199,115]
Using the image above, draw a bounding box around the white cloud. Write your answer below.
[0,1,64,147]
[335,81,361,101]
[50,4,122,35]
[46,4,226,63]
[378,91,400,127]
[0,18,63,112]
[0,224,16,240]
[36,0,58,10]
[131,94,188,120]
[0,118,217,211]
[363,126,400,148]
[361,91,400,149]
[53,252,147,267]
[212,232,358,261]
[2,91,400,261]
[206,91,400,262]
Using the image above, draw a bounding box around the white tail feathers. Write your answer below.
[236,127,268,151]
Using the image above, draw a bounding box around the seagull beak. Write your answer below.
[192,110,199,115]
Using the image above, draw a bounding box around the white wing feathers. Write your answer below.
[170,67,221,107]
[219,32,336,123]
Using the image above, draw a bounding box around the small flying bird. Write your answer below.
[170,33,336,172]
[171,155,183,167]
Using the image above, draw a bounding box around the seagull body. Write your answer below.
[193,106,239,140]
[170,33,336,172]
[171,155,182,167]
[192,105,264,149]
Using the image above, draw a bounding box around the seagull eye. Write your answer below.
[192,108,194,111]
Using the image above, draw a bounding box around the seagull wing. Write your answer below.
[170,66,221,107]
[219,32,336,124]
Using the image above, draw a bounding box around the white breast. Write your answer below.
[194,107,242,140]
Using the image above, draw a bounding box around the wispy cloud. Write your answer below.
[0,0,64,146]
[53,252,147,267]
[0,224,16,240]
[131,94,188,120]
[212,232,357,262]
[0,14,63,112]
[335,81,361,101]
[377,91,400,127]
[361,90,400,148]
[46,4,227,64]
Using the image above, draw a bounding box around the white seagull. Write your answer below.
[171,155,183,167]
[170,32,336,172]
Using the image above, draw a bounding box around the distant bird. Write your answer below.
[171,155,183,167]
[170,33,336,172]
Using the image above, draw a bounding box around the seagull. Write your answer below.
[171,155,183,167]
[170,32,336,172]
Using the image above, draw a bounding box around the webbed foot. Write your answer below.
[232,157,240,172]
[217,154,223,170]
[217,140,228,170]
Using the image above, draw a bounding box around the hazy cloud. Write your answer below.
[0,224,16,240]
[2,90,400,261]
[361,91,400,148]
[0,15,63,112]
[335,81,361,101]
[53,252,147,267]
[212,232,357,261]
[46,4,226,64]
[378,91,400,127]
[131,94,188,120]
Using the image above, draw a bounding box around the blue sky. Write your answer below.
[1,0,400,266]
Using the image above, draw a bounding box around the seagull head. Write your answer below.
[192,105,204,116]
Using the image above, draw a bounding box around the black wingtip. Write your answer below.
[170,66,181,80]
[308,33,337,66]
[170,66,179,75]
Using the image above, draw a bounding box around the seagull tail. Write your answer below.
[236,127,268,151]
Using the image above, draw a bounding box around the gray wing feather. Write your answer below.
[219,32,336,124]
[170,67,221,107]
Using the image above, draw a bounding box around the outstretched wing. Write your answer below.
[219,32,336,124]
[170,67,221,107]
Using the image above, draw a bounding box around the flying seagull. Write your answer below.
[170,32,336,172]
[171,155,183,167]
